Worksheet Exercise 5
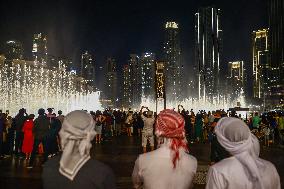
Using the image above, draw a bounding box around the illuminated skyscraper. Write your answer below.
[269,0,284,70]
[128,54,142,107]
[4,40,24,60]
[195,7,222,102]
[80,51,95,86]
[32,33,47,64]
[163,22,182,102]
[140,52,155,100]
[105,57,118,106]
[252,29,270,99]
[123,64,131,109]
[228,61,244,83]
[228,61,245,99]
[268,0,284,106]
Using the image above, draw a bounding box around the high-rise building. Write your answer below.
[252,29,270,99]
[32,33,47,64]
[195,7,222,102]
[80,51,95,86]
[105,57,118,106]
[269,0,284,70]
[4,40,24,60]
[123,64,131,109]
[268,0,284,106]
[140,52,155,100]
[128,54,142,107]
[163,22,182,102]
[228,61,244,83]
[228,61,245,99]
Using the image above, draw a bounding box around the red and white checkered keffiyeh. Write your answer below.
[155,109,188,168]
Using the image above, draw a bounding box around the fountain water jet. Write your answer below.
[140,90,246,113]
[0,60,102,116]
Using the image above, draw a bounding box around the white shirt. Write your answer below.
[206,156,281,189]
[141,114,155,131]
[125,114,133,124]
[132,142,197,189]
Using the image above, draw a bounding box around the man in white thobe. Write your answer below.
[206,117,281,189]
[132,109,197,189]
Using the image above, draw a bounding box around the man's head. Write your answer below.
[38,108,45,115]
[155,109,188,168]
[58,110,63,115]
[47,108,53,113]
[59,110,96,180]
[214,117,263,187]
[28,114,35,120]
[215,117,259,157]
[146,110,153,117]
[155,109,185,139]
[19,108,25,115]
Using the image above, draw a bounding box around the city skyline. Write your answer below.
[1,0,282,108]
[0,0,267,71]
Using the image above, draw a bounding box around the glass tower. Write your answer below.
[32,33,47,64]
[163,22,182,102]
[194,7,222,102]
[80,51,95,86]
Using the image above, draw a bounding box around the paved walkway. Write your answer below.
[0,136,283,189]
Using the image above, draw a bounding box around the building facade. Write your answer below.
[105,57,118,107]
[4,40,24,60]
[195,7,222,102]
[80,51,95,86]
[123,64,131,109]
[128,54,142,108]
[163,22,182,102]
[140,52,155,100]
[268,0,284,107]
[252,29,270,99]
[32,33,47,64]
[228,61,245,100]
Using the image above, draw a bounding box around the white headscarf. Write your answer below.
[214,117,264,189]
[59,110,97,180]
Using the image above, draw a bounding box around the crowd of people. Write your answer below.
[0,106,283,188]
[0,108,63,167]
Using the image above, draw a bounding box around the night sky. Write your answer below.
[0,0,267,88]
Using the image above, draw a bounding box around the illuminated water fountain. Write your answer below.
[0,60,102,115]
[141,91,246,113]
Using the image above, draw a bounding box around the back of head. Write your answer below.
[29,114,35,120]
[38,108,45,116]
[222,118,250,142]
[59,110,96,181]
[147,111,153,117]
[63,110,93,131]
[155,109,188,168]
[215,117,265,188]
[155,109,185,139]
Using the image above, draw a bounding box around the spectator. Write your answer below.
[132,109,197,189]
[14,108,27,157]
[57,110,64,124]
[206,117,280,189]
[22,114,35,160]
[252,112,261,130]
[42,110,116,189]
[27,108,50,168]
[140,106,155,153]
